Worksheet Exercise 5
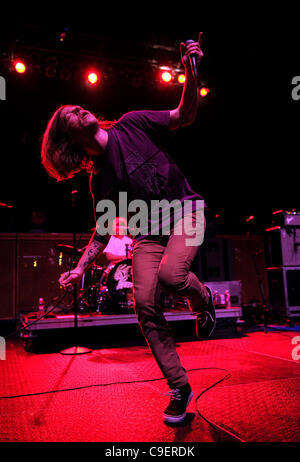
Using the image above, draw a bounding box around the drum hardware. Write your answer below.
[78,259,134,314]
[125,243,133,259]
[55,244,85,257]
[56,240,190,315]
[160,292,189,311]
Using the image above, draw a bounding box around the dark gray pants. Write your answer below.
[132,212,207,388]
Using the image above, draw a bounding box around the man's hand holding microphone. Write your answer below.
[180,32,204,82]
[59,267,84,289]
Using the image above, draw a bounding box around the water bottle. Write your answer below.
[213,290,220,307]
[219,293,226,306]
[38,297,45,316]
[225,290,231,309]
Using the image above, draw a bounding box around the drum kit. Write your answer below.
[56,241,189,315]
[56,243,135,314]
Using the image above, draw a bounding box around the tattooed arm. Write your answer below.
[59,231,107,289]
[77,233,107,274]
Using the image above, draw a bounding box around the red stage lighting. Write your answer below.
[200,87,210,97]
[87,72,99,85]
[161,71,172,83]
[14,61,26,74]
[178,74,186,84]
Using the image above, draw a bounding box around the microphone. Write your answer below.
[185,39,199,81]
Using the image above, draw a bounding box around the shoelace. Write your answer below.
[164,388,182,401]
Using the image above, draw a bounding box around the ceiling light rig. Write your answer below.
[6,45,212,95]
[200,87,210,97]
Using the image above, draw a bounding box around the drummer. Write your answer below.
[103,217,133,265]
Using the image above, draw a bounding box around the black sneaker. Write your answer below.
[163,382,193,424]
[195,286,216,339]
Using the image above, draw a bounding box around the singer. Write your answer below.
[41,33,216,424]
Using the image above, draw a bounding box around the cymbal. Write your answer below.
[55,244,83,256]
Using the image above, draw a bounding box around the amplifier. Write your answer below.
[265,227,300,267]
[0,233,91,320]
[271,211,300,227]
[267,267,300,318]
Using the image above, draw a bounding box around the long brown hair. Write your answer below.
[41,105,114,181]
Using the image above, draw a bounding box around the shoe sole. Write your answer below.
[196,311,216,339]
[163,391,194,424]
[195,286,216,339]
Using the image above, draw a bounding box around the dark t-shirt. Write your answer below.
[90,110,204,243]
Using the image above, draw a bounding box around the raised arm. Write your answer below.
[169,32,204,130]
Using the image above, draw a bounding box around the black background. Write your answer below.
[0,25,299,235]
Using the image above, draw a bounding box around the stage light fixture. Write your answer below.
[87,72,99,85]
[161,71,172,83]
[14,61,26,74]
[200,87,210,97]
[178,74,186,84]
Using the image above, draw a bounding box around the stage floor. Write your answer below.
[1,329,300,442]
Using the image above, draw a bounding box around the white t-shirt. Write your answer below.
[103,235,133,257]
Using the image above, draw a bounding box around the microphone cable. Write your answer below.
[3,291,68,340]
[0,365,246,442]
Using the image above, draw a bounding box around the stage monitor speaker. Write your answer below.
[265,227,300,267]
[267,267,300,318]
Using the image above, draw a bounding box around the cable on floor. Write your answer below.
[0,365,246,442]
[3,292,68,340]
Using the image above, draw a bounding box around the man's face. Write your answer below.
[112,218,128,236]
[61,106,99,134]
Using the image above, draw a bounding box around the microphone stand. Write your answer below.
[60,190,91,355]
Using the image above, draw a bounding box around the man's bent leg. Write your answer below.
[132,238,188,388]
[158,211,209,311]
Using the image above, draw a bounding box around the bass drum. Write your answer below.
[104,259,135,311]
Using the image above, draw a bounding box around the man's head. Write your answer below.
[112,217,128,237]
[41,105,100,181]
